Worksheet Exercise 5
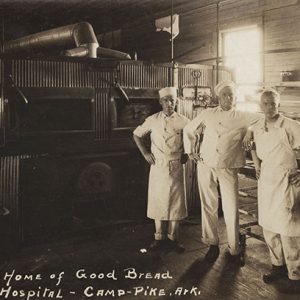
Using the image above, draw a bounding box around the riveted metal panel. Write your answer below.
[118,61,171,88]
[95,92,110,140]
[0,155,22,244]
[178,65,214,87]
[0,59,4,128]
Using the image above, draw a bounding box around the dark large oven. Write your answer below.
[19,87,95,133]
[110,87,161,138]
[0,56,231,253]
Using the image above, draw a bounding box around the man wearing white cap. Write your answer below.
[184,80,262,265]
[133,86,189,252]
[248,89,300,293]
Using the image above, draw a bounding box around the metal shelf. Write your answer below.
[265,81,300,87]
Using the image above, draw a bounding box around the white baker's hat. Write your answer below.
[261,87,280,101]
[214,80,236,96]
[159,86,177,99]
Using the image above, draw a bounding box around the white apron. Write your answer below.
[256,127,300,236]
[147,155,187,221]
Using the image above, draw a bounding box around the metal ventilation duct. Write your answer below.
[63,46,131,60]
[97,47,131,60]
[4,22,99,58]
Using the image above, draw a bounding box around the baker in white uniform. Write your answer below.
[133,87,189,252]
[184,80,262,265]
[249,88,300,293]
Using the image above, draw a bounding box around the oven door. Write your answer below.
[109,87,161,138]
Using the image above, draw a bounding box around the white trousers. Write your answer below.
[154,220,179,241]
[263,228,300,280]
[197,161,240,255]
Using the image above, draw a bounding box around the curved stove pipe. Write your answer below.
[4,22,99,58]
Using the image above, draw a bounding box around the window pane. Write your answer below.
[223,27,262,105]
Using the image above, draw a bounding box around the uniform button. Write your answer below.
[218,135,221,138]
[216,149,219,153]
[219,122,222,125]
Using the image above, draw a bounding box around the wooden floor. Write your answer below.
[0,176,299,300]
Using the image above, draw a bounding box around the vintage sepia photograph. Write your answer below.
[0,0,300,299]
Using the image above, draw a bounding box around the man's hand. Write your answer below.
[143,153,156,165]
[255,168,261,180]
[289,171,300,186]
[242,130,254,151]
[188,153,202,163]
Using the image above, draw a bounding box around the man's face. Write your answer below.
[218,86,236,111]
[159,96,176,116]
[260,94,279,118]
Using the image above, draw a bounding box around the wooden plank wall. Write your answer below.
[116,0,300,114]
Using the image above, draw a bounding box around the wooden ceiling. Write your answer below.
[1,0,197,40]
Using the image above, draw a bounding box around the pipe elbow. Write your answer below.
[73,22,99,47]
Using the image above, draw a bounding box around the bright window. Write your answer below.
[222,27,262,110]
